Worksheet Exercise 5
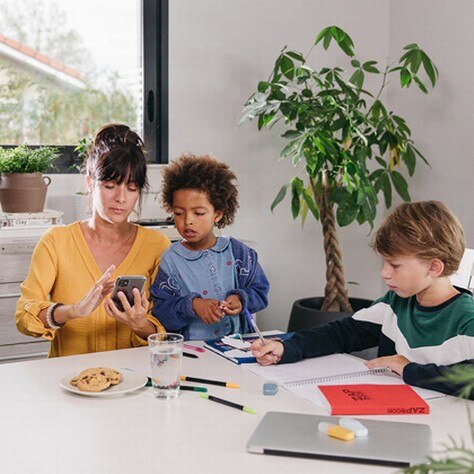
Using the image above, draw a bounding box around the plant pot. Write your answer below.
[73,193,91,221]
[287,296,376,359]
[287,296,373,332]
[0,173,51,213]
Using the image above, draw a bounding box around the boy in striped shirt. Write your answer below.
[252,201,474,398]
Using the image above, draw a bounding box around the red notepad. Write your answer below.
[318,384,430,415]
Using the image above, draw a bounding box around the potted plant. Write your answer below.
[239,26,438,326]
[0,145,59,213]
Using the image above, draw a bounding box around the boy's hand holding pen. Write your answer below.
[250,339,284,366]
[243,308,283,365]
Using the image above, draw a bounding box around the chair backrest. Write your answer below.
[451,248,474,291]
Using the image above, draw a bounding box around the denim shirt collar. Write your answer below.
[171,237,230,261]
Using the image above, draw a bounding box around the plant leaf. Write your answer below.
[420,50,438,87]
[390,171,411,201]
[413,75,428,94]
[286,51,305,62]
[314,27,330,46]
[290,178,302,218]
[301,187,319,220]
[362,61,380,73]
[400,68,412,88]
[280,55,295,80]
[336,199,359,227]
[270,184,289,212]
[381,174,392,208]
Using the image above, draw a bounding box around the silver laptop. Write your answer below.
[247,411,431,467]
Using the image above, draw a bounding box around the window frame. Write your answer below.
[0,0,169,172]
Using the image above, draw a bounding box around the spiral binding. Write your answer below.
[284,367,390,387]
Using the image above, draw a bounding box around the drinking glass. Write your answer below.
[148,333,184,399]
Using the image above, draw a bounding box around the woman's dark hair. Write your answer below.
[86,124,149,211]
[162,153,239,229]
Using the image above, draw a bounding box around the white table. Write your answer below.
[0,345,471,474]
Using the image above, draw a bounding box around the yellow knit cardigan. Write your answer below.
[15,222,170,357]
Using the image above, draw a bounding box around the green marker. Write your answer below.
[180,385,207,392]
[200,393,256,414]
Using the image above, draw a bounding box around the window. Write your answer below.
[0,0,168,168]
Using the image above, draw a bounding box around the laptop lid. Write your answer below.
[247,411,431,467]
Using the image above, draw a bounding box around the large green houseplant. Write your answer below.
[240,26,438,312]
[0,145,59,213]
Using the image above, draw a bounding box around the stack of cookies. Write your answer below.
[70,367,123,393]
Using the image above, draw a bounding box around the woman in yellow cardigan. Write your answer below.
[15,124,170,357]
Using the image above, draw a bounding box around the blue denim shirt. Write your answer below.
[150,237,270,341]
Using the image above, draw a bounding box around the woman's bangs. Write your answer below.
[97,149,147,189]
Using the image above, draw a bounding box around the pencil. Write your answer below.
[200,393,256,414]
[180,375,239,388]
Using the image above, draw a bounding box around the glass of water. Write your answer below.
[148,333,184,399]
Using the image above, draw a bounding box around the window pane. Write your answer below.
[0,0,142,145]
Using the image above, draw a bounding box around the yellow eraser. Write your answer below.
[318,421,355,441]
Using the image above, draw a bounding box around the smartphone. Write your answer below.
[111,275,147,311]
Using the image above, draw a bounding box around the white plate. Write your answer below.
[59,369,148,397]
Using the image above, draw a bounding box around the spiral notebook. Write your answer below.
[246,353,442,409]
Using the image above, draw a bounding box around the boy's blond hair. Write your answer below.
[372,201,465,276]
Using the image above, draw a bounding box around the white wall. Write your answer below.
[168,0,389,330]
[45,0,472,332]
[388,0,474,248]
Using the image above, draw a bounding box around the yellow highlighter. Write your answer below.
[318,421,355,441]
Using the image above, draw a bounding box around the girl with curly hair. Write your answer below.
[150,154,270,340]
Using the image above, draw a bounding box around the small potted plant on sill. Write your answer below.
[0,145,59,213]
[239,26,438,327]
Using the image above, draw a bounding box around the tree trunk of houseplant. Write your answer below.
[0,173,51,213]
[314,170,352,313]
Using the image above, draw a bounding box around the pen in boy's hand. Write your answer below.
[244,308,277,364]
[243,308,264,344]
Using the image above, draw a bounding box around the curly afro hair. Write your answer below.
[162,154,239,229]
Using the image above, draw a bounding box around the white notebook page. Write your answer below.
[246,353,442,407]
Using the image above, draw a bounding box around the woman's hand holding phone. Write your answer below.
[105,276,154,337]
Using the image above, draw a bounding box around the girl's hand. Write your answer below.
[192,298,225,324]
[250,339,284,366]
[70,265,116,318]
[365,355,411,376]
[104,288,153,336]
[219,295,242,315]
